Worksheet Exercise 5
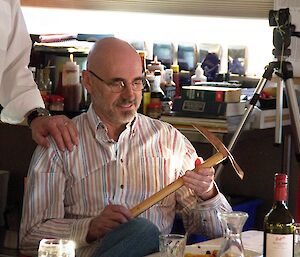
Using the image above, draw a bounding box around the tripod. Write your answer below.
[215,8,300,179]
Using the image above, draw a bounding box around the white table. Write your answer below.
[200,230,263,254]
[146,230,263,257]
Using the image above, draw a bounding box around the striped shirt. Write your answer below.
[19,105,231,257]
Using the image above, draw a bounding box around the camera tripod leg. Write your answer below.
[275,79,284,144]
[215,76,270,179]
[284,78,300,161]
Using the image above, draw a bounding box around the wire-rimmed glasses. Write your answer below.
[87,70,145,93]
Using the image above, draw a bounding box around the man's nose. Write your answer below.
[121,83,135,97]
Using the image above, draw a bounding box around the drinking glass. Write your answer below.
[218,211,248,257]
[38,239,75,257]
[159,234,186,257]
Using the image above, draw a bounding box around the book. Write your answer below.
[172,99,246,118]
[181,86,242,103]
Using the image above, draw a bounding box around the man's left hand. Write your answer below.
[183,167,217,200]
[30,115,78,151]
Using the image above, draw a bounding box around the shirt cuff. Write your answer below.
[70,217,94,248]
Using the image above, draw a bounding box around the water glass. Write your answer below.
[295,223,300,257]
[159,234,186,257]
[38,239,75,257]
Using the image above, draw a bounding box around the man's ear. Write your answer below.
[82,70,92,94]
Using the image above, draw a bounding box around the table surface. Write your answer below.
[146,230,264,257]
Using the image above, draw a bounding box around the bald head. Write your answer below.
[82,37,143,134]
[87,37,141,74]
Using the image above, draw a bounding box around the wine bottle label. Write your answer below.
[266,233,293,257]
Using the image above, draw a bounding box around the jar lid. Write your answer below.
[49,95,64,102]
[147,102,162,108]
[171,64,179,73]
[42,95,50,102]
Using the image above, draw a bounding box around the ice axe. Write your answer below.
[130,125,244,217]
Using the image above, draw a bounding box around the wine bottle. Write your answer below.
[263,173,295,257]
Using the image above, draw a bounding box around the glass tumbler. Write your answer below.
[217,211,249,257]
[159,234,187,257]
[38,239,75,257]
[295,223,300,257]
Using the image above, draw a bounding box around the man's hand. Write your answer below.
[30,115,78,151]
[182,166,217,201]
[86,204,133,243]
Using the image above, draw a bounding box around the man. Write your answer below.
[0,0,78,151]
[20,37,231,257]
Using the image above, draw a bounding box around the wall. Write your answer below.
[21,7,274,77]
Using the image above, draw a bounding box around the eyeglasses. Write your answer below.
[87,70,145,93]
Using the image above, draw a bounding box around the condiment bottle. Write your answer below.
[61,55,82,112]
[191,63,207,85]
[171,64,180,97]
[147,56,165,87]
[151,70,164,100]
[163,68,176,99]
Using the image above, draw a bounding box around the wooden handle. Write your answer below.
[130,152,226,217]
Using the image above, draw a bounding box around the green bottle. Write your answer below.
[263,173,295,257]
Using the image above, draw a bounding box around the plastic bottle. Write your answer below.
[151,70,164,99]
[61,58,82,112]
[171,64,180,97]
[163,69,176,99]
[263,173,295,257]
[148,56,165,87]
[191,63,207,86]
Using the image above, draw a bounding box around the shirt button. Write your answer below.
[120,184,124,189]
[120,158,123,163]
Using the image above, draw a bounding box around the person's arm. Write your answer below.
[19,142,89,256]
[26,108,78,151]
[0,0,44,123]
[175,135,232,238]
[0,1,78,151]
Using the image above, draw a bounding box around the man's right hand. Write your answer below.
[86,204,133,243]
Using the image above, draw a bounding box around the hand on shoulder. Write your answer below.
[30,115,78,151]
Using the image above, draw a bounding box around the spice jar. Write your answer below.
[49,95,64,111]
[147,98,162,119]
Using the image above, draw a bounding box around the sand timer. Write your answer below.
[217,211,249,257]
